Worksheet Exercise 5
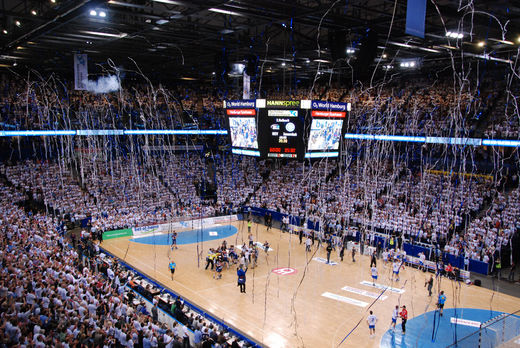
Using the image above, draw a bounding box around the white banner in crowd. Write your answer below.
[243,72,250,99]
[74,53,88,90]
[132,215,239,237]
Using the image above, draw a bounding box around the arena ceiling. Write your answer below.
[0,0,519,80]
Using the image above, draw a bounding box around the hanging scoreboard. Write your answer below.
[257,100,305,159]
[225,99,350,159]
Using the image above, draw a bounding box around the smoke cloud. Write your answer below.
[83,75,121,94]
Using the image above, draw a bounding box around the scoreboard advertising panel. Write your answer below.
[224,99,349,159]
[258,100,304,159]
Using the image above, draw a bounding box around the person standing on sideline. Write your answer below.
[371,266,378,286]
[339,243,345,261]
[419,252,426,271]
[237,266,248,293]
[391,305,399,330]
[248,233,254,248]
[425,275,434,296]
[247,220,252,234]
[392,260,401,281]
[399,305,408,334]
[326,243,333,264]
[169,260,176,280]
[299,228,303,244]
[370,251,377,267]
[352,246,356,263]
[495,258,502,279]
[367,311,377,338]
[305,236,312,252]
[437,291,446,316]
[152,304,158,322]
[509,262,516,282]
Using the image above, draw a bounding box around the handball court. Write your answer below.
[101,221,520,348]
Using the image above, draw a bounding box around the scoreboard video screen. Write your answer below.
[304,101,348,158]
[224,100,260,156]
[258,100,305,159]
[308,119,343,151]
[228,117,258,149]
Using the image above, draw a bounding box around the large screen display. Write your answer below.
[308,119,343,151]
[229,117,258,149]
[258,100,305,159]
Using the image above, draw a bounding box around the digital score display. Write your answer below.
[258,100,305,159]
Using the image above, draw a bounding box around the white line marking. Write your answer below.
[450,318,481,328]
[341,285,388,300]
[313,257,338,265]
[360,281,405,294]
[321,292,368,307]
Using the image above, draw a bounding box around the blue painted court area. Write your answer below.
[130,225,238,245]
[380,308,520,348]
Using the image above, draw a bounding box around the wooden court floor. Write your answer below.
[101,221,520,348]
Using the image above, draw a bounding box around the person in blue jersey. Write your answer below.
[437,290,447,316]
[168,260,176,280]
[237,265,248,293]
[171,231,178,250]
[214,259,223,280]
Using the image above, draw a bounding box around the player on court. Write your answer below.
[263,241,270,254]
[371,266,378,286]
[438,291,446,316]
[214,259,223,280]
[367,311,377,338]
[399,305,408,334]
[168,260,176,280]
[392,260,401,281]
[391,305,399,330]
[171,231,178,250]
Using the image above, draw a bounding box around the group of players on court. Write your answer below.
[167,220,450,338]
[366,247,448,337]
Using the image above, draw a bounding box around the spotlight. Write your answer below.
[50,0,56,3]
[31,10,37,16]
[13,62,17,67]
[517,37,520,44]
[15,21,21,27]
[382,54,387,59]
[281,62,286,67]
[410,61,415,67]
[346,48,355,54]
[2,29,7,34]
[99,11,106,18]
[90,10,97,16]
[478,41,485,47]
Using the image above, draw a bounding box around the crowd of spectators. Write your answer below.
[2,72,517,138]
[0,178,244,347]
